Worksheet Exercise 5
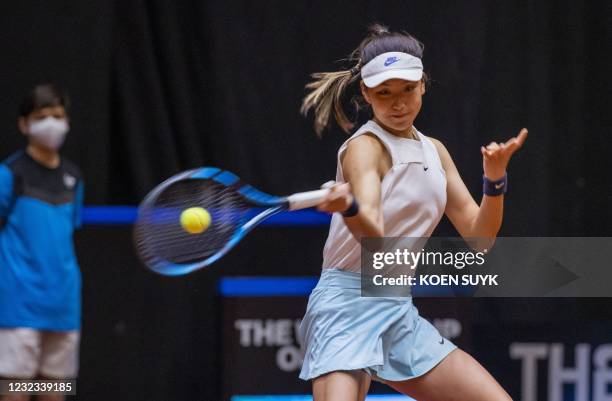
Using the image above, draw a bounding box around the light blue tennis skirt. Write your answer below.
[298,268,456,382]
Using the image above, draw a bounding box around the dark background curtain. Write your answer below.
[0,1,611,400]
[1,0,609,236]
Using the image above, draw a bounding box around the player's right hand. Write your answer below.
[317,182,354,214]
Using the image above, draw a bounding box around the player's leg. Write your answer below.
[386,348,512,401]
[36,331,80,401]
[0,328,42,401]
[312,370,371,401]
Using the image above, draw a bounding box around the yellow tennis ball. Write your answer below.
[180,207,211,234]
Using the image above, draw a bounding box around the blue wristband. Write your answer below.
[483,173,508,196]
[342,197,360,217]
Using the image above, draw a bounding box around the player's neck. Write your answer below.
[26,144,60,169]
[373,118,418,140]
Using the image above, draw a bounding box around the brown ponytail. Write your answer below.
[300,68,359,136]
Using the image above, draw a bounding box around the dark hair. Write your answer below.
[301,24,426,136]
[18,84,70,117]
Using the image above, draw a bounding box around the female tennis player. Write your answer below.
[298,24,527,401]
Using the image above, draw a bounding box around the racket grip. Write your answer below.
[287,188,330,211]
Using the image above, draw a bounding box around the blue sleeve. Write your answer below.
[74,180,84,229]
[0,164,14,219]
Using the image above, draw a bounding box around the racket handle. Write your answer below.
[287,188,330,211]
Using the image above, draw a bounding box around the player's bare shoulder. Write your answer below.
[342,132,390,176]
[342,132,386,162]
[425,135,444,152]
[425,135,452,170]
[347,132,386,152]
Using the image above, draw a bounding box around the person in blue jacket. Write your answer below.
[0,84,83,401]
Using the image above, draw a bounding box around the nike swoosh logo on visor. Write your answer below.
[384,56,400,66]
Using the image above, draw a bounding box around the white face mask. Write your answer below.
[28,116,69,150]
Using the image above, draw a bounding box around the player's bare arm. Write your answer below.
[431,129,528,240]
[318,133,390,238]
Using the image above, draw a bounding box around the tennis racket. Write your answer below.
[133,167,330,276]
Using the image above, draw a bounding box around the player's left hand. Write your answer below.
[481,128,528,180]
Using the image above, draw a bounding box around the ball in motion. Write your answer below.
[180,207,211,234]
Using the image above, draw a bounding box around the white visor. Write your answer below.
[361,51,423,88]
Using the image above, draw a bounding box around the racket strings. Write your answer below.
[135,179,250,266]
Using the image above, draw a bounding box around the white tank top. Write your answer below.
[322,120,447,272]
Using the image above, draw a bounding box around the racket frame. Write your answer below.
[135,167,329,275]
